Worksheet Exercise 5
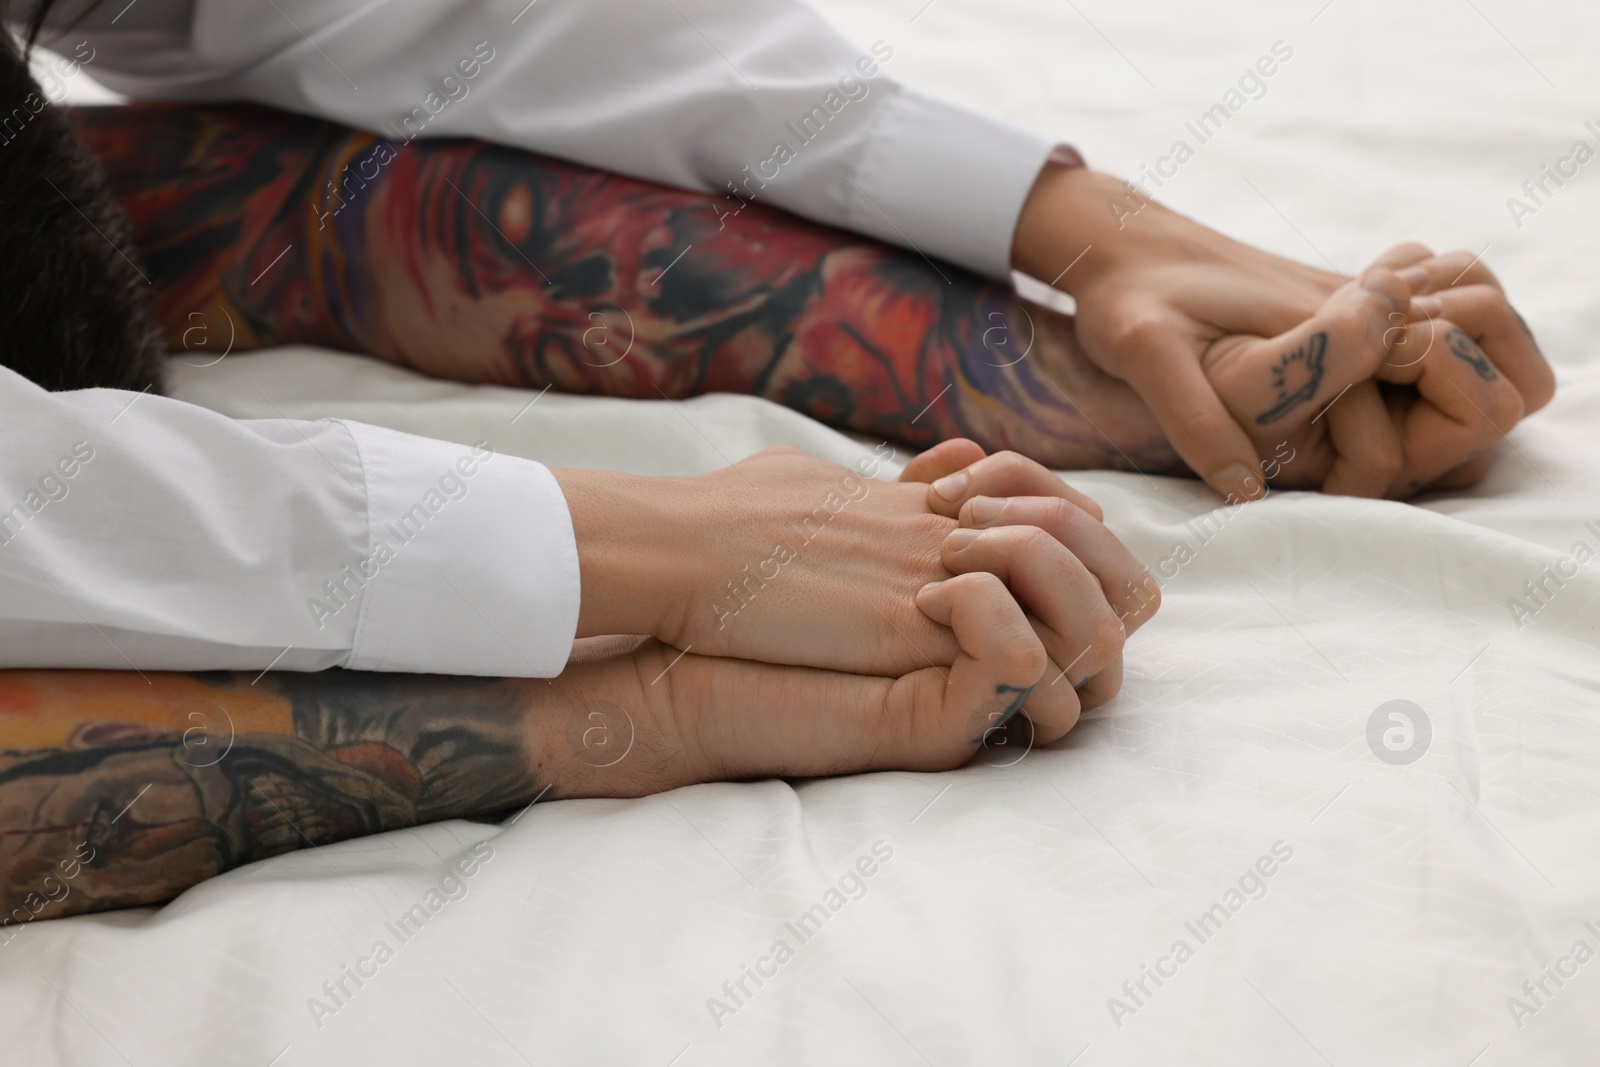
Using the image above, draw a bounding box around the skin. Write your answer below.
[4,108,1559,922]
[66,103,1174,474]
[0,415,1140,925]
[1009,166,1556,497]
[557,446,1153,685]
[65,104,1554,497]
[0,668,540,923]
[67,105,1168,709]
[0,561,1063,924]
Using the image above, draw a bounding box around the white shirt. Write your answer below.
[5,0,1061,677]
[38,0,1057,280]
[0,364,578,676]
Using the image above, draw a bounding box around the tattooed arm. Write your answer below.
[1,566,1071,922]
[0,442,1147,923]
[63,104,1549,496]
[0,668,565,922]
[66,103,1177,475]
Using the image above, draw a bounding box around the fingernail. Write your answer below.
[968,496,1005,524]
[931,471,968,502]
[945,528,979,551]
[1412,294,1443,318]
[1214,462,1265,502]
[1396,265,1430,289]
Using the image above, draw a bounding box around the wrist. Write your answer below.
[518,637,690,799]
[550,469,697,640]
[1011,165,1154,297]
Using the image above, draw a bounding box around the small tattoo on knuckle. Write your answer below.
[1255,331,1328,425]
[1445,328,1498,381]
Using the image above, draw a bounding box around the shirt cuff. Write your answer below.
[340,422,579,677]
[849,86,1060,282]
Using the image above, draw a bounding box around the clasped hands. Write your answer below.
[547,443,1147,797]
[540,173,1556,798]
[1015,165,1556,501]
[1070,242,1553,501]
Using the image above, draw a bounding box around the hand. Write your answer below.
[1201,248,1554,498]
[899,438,1159,711]
[1012,164,1345,500]
[1010,166,1556,500]
[541,570,1076,798]
[553,444,1154,705]
[1367,242,1556,493]
[1199,270,1413,498]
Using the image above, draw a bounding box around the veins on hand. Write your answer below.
[1255,330,1328,426]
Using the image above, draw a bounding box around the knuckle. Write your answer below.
[1126,570,1162,614]
[1042,495,1084,530]
[959,569,1008,599]
[1431,252,1502,289]
[1088,614,1127,658]
[1342,295,1399,348]
[991,449,1027,469]
[1074,489,1105,521]
[975,449,1027,485]
[1416,317,1453,360]
[1528,366,1558,411]
[1043,702,1085,742]
[1017,525,1058,558]
[1484,382,1526,429]
[1386,241,1434,262]
[1088,670,1125,705]
[999,635,1048,682]
[1463,282,1507,308]
[1109,311,1169,354]
[1446,284,1505,322]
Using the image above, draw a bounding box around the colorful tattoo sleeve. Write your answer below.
[67,103,1179,472]
[0,669,538,924]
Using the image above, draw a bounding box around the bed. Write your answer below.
[7,0,1600,1063]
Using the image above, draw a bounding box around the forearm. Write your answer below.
[0,661,644,923]
[68,103,1175,471]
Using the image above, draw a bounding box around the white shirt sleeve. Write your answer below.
[0,365,579,676]
[36,0,1057,281]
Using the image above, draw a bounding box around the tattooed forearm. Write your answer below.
[0,670,541,924]
[1256,331,1328,425]
[66,103,1179,473]
[1446,327,1498,381]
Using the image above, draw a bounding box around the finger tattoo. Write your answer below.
[1446,327,1498,381]
[1255,331,1328,425]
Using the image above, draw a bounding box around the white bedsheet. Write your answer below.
[7,0,1600,1063]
